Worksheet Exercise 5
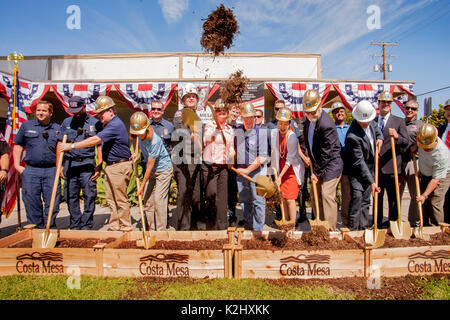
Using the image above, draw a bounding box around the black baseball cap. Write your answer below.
[67,96,85,113]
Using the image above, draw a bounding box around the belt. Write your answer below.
[28,163,56,168]
[106,158,130,166]
[68,157,95,162]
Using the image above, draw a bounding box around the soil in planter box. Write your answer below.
[352,231,450,249]
[8,237,117,248]
[115,239,229,250]
[243,226,360,251]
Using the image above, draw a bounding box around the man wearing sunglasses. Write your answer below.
[149,100,174,154]
[399,99,423,228]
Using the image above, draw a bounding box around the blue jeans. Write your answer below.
[237,175,266,231]
[64,164,97,230]
[22,165,60,229]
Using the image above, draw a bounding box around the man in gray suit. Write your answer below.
[345,100,383,230]
[374,91,410,229]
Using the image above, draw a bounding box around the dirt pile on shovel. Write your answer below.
[265,188,283,213]
[200,4,239,56]
[220,70,249,105]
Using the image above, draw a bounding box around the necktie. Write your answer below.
[446,130,450,150]
[379,117,385,132]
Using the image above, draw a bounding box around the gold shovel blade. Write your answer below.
[308,219,330,230]
[364,228,386,248]
[32,229,59,248]
[136,233,156,249]
[389,220,411,240]
[413,227,430,241]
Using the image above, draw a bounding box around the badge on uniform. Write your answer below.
[90,125,94,132]
[164,129,168,136]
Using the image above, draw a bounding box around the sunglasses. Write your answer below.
[405,107,418,111]
[256,115,263,118]
[152,108,162,111]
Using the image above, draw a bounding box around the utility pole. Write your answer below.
[371,42,398,80]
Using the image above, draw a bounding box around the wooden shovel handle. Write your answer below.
[390,136,402,223]
[44,135,67,232]
[230,167,257,184]
[272,168,286,223]
[134,139,148,234]
[412,153,424,228]
[373,144,379,230]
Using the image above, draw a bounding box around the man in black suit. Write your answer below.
[302,89,343,230]
[374,91,410,229]
[345,100,383,230]
[437,99,450,223]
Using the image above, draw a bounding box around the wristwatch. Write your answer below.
[71,143,76,150]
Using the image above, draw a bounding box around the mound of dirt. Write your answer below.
[116,239,228,250]
[302,226,330,246]
[200,4,239,56]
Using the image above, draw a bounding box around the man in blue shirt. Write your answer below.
[148,100,174,154]
[57,96,103,230]
[331,102,351,228]
[14,100,61,229]
[234,102,268,231]
[60,96,132,231]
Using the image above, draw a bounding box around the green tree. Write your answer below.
[420,104,446,128]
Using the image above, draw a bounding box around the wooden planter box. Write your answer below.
[0,227,234,279]
[233,229,366,279]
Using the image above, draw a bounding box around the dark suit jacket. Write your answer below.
[373,113,410,175]
[438,122,448,140]
[345,120,383,191]
[304,109,343,181]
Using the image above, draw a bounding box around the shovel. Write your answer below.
[389,136,411,240]
[364,144,386,247]
[272,168,295,229]
[134,139,156,249]
[308,165,330,230]
[231,167,276,198]
[32,135,67,248]
[412,153,430,241]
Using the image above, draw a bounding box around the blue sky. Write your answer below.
[1,0,449,117]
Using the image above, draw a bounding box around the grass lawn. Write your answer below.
[0,275,448,300]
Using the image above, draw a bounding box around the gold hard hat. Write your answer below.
[214,98,226,110]
[240,102,256,118]
[130,112,151,135]
[378,91,393,102]
[331,101,345,112]
[275,107,292,122]
[417,124,437,149]
[94,96,115,114]
[444,99,450,108]
[303,89,321,112]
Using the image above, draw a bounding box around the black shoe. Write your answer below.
[238,220,245,226]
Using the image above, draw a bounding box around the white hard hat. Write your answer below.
[352,100,376,123]
[181,83,199,101]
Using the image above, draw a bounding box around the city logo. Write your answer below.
[139,253,190,277]
[407,250,450,273]
[279,254,330,277]
[16,252,64,274]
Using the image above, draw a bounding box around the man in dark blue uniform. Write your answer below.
[13,100,61,229]
[57,96,103,230]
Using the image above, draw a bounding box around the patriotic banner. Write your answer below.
[52,83,112,114]
[267,82,414,118]
[114,82,177,116]
[178,82,221,122]
[1,70,27,219]
[0,72,50,113]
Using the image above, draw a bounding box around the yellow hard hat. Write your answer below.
[94,96,115,114]
[378,91,393,102]
[240,102,256,118]
[303,89,321,112]
[214,98,227,110]
[417,124,437,149]
[130,111,151,136]
[275,107,292,122]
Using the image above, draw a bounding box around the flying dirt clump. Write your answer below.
[220,70,249,105]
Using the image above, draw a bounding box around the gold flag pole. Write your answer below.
[7,51,24,232]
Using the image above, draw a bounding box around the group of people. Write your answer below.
[3,84,449,234]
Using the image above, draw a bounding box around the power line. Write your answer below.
[416,86,450,97]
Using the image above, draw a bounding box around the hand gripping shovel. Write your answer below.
[230,167,276,198]
[134,140,156,249]
[364,144,386,247]
[412,153,430,241]
[32,135,67,248]
[272,168,294,229]
[389,136,411,240]
[308,165,329,230]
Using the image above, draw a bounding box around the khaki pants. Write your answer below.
[421,172,450,226]
[104,161,132,231]
[311,175,341,230]
[143,167,173,231]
